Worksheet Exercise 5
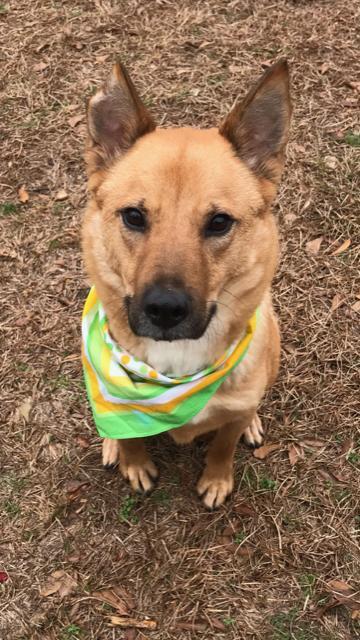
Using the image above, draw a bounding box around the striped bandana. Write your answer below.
[82,287,257,440]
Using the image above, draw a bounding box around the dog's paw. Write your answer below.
[102,438,119,470]
[242,413,264,449]
[197,470,234,510]
[120,460,159,494]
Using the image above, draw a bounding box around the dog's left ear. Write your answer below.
[220,59,292,185]
[86,62,156,181]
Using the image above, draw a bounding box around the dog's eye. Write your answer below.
[205,213,234,237]
[120,207,146,232]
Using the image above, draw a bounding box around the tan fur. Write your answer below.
[82,60,291,508]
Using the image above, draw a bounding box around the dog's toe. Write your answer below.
[121,461,159,494]
[102,438,120,468]
[242,413,264,448]
[197,473,233,510]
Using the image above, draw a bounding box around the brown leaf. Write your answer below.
[68,114,84,128]
[65,479,90,499]
[329,469,348,484]
[210,617,226,630]
[18,185,29,203]
[325,579,360,612]
[320,62,330,74]
[109,616,157,630]
[324,155,337,169]
[345,80,360,92]
[236,546,255,557]
[284,213,297,224]
[233,502,256,517]
[40,570,77,598]
[34,61,48,72]
[331,294,344,311]
[253,443,280,460]
[340,438,354,457]
[306,237,323,255]
[351,300,360,312]
[301,439,326,449]
[55,189,68,201]
[75,435,90,449]
[175,622,207,632]
[351,610,360,620]
[331,238,351,256]
[92,587,132,616]
[15,398,32,423]
[288,443,303,466]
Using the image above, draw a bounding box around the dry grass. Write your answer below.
[1,1,359,638]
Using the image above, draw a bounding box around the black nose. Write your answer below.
[143,286,190,330]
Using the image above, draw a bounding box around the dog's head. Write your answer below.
[83,61,291,343]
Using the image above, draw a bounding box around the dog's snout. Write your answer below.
[143,286,190,330]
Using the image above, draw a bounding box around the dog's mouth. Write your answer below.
[125,286,216,342]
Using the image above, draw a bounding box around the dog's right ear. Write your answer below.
[86,62,156,186]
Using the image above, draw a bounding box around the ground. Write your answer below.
[1,1,359,639]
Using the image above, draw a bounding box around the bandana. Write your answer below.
[82,287,257,440]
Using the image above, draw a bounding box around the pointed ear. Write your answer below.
[86,62,156,178]
[219,60,292,184]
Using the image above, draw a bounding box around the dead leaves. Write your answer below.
[331,294,344,312]
[305,236,351,259]
[14,398,32,423]
[68,114,84,128]
[321,579,360,620]
[253,443,280,460]
[18,185,29,203]
[288,443,304,466]
[306,236,323,255]
[64,479,90,502]
[331,238,351,256]
[91,586,135,616]
[109,616,157,630]
[89,587,155,631]
[55,189,68,201]
[40,570,77,598]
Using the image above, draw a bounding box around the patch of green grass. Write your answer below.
[151,489,170,505]
[61,624,83,639]
[333,488,351,503]
[299,573,316,596]
[52,202,66,215]
[223,616,236,627]
[259,476,277,491]
[52,373,71,389]
[0,202,18,216]
[347,451,359,465]
[344,130,360,147]
[0,4,9,14]
[15,361,30,371]
[0,474,27,493]
[270,610,324,640]
[234,531,246,544]
[3,499,21,518]
[48,238,61,251]
[118,495,138,523]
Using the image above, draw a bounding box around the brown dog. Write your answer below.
[82,60,291,508]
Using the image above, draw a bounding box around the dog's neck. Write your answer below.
[140,314,237,377]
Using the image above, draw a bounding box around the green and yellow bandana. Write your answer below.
[82,287,257,440]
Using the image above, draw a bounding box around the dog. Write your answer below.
[82,59,291,509]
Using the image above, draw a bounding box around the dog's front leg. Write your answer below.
[102,438,158,493]
[115,438,158,493]
[197,409,257,509]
